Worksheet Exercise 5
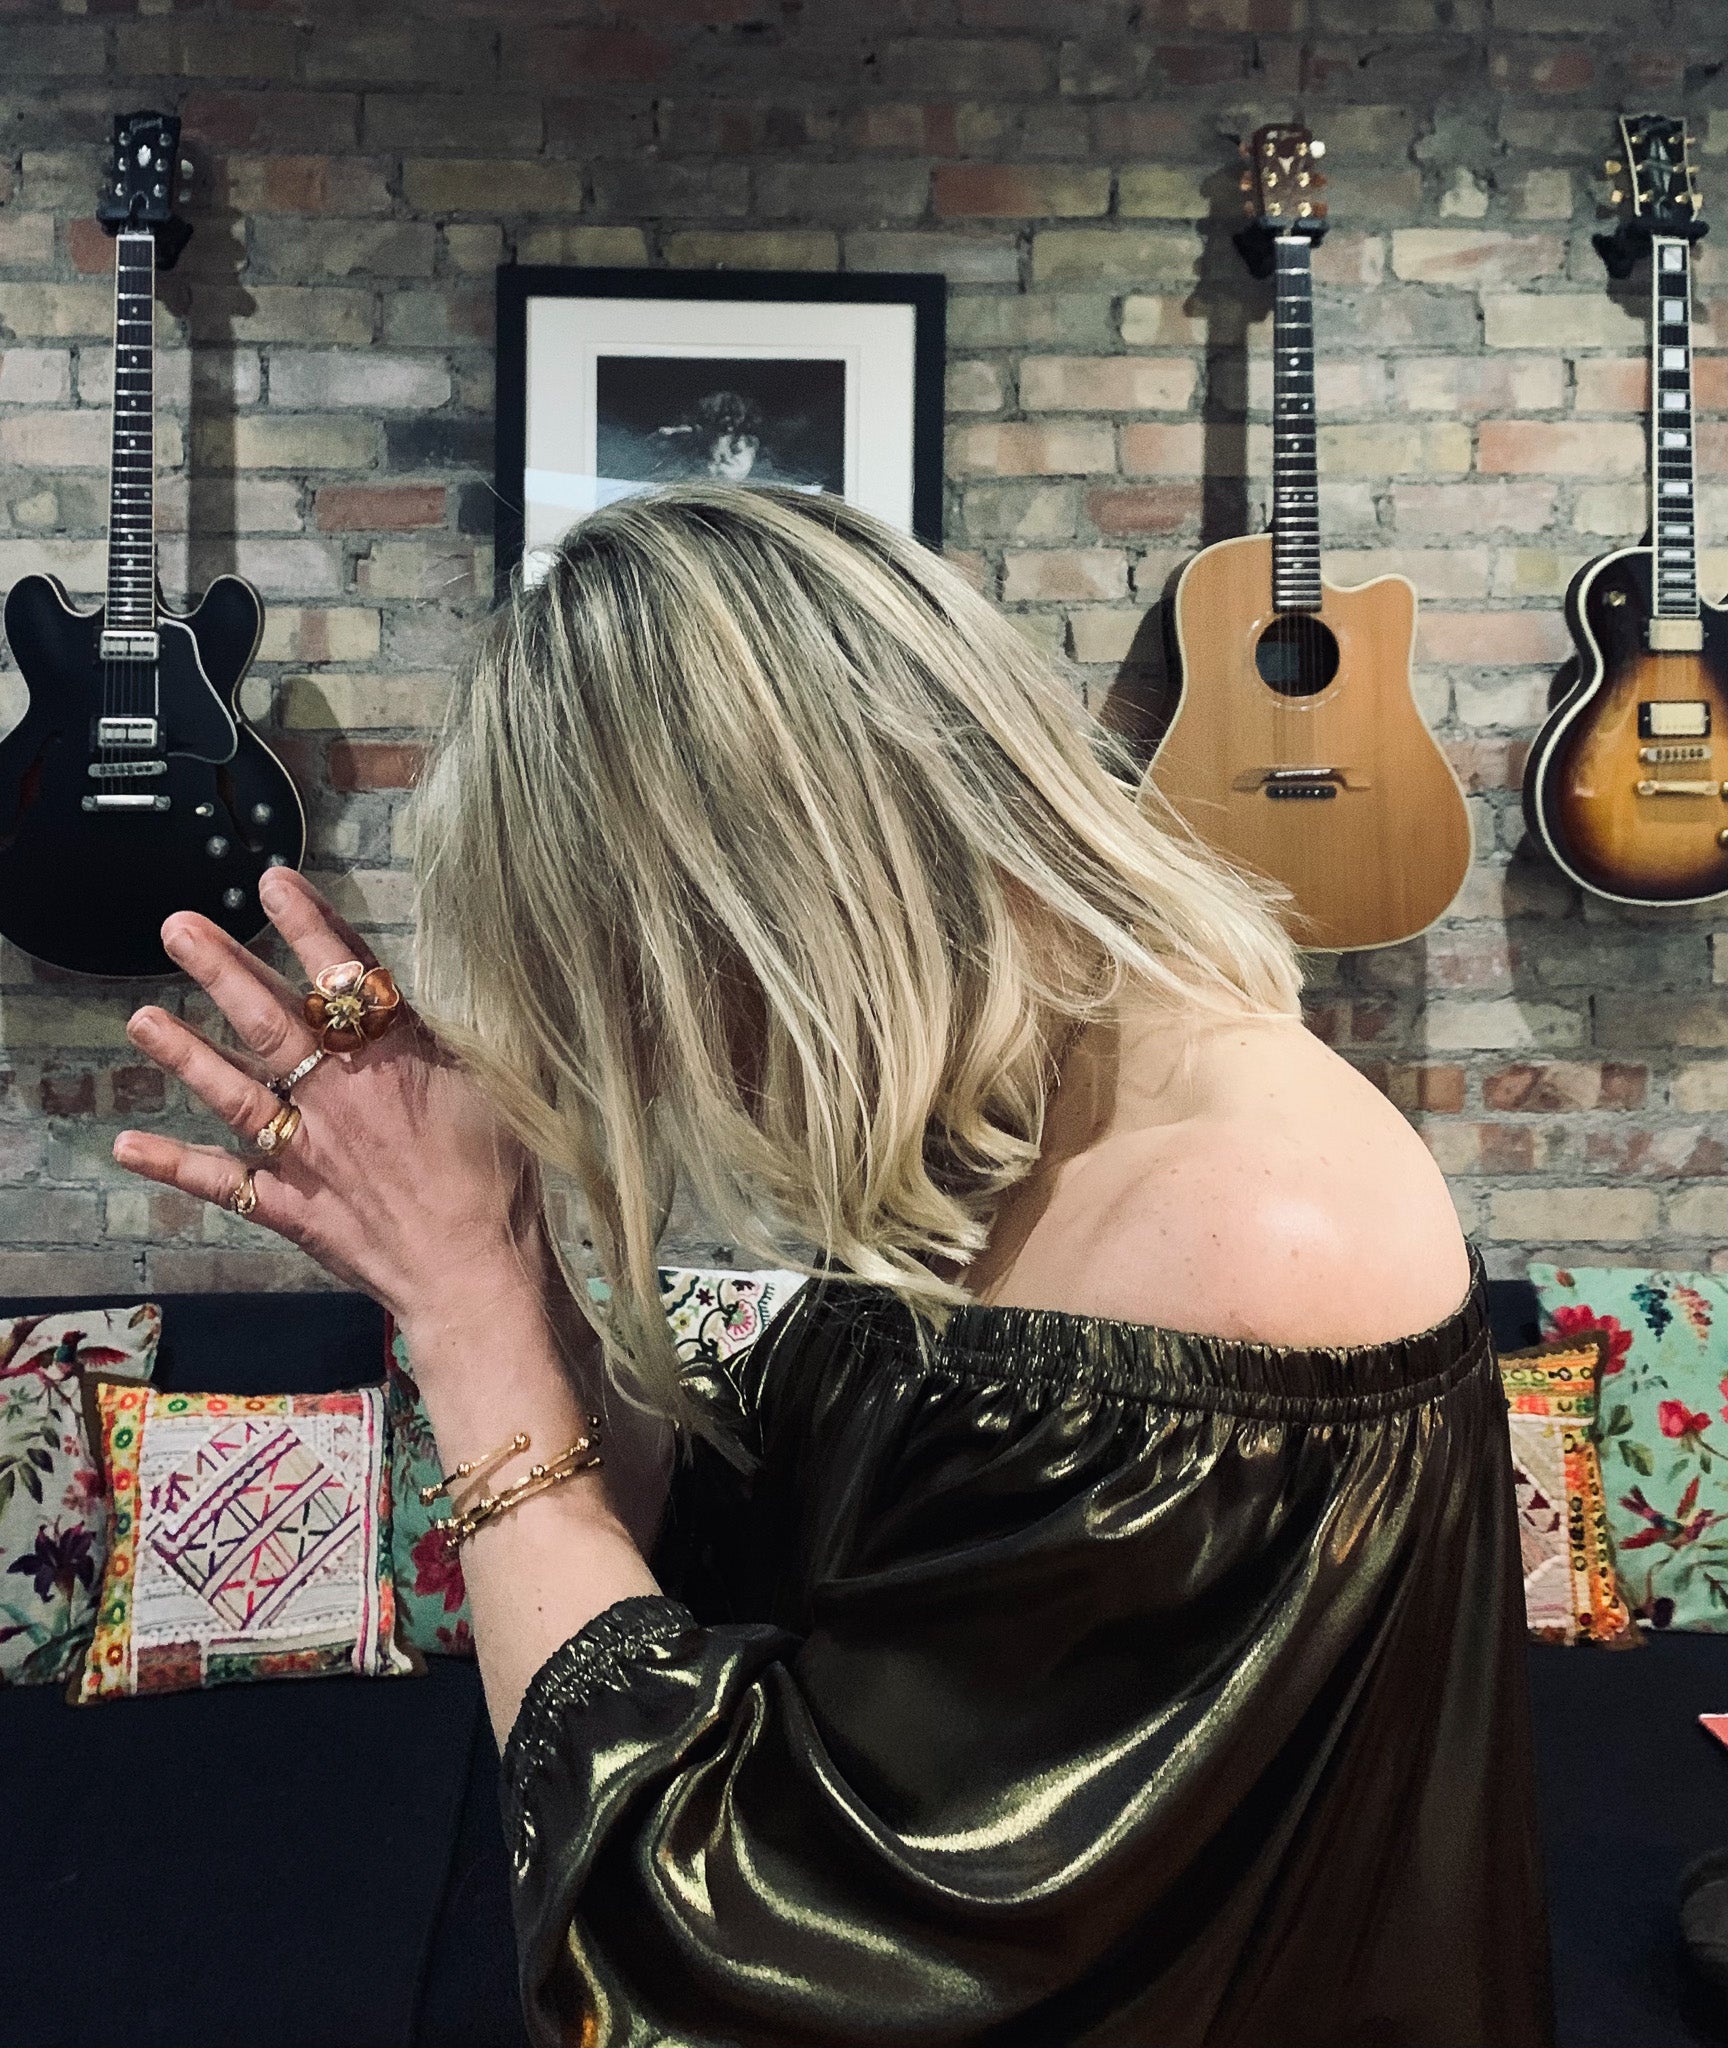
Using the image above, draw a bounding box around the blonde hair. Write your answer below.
[414,485,1300,1433]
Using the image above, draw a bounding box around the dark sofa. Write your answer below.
[4,1282,1727,2048]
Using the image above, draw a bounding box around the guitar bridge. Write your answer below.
[98,630,160,663]
[1633,779,1727,798]
[82,793,171,812]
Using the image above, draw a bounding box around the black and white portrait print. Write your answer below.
[594,355,847,496]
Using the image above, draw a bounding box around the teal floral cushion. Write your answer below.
[0,1305,161,1686]
[386,1266,807,1655]
[1531,1264,1728,1632]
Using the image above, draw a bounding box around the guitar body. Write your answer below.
[1524,547,1728,905]
[0,573,305,976]
[1151,533,1472,951]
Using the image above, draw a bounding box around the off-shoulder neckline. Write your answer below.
[931,1239,1485,1359]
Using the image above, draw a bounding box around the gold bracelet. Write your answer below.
[438,1418,604,1551]
[417,1430,529,1508]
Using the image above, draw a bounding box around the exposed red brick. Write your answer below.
[314,485,447,533]
[1443,738,1530,794]
[66,218,114,274]
[1087,485,1203,536]
[40,1070,95,1117]
[1482,1062,1649,1114]
[110,1066,167,1116]
[326,741,428,792]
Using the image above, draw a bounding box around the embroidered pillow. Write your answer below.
[1499,1335,1634,1645]
[386,1266,809,1656]
[1530,1264,1728,1633]
[74,1383,415,1701]
[0,1305,161,1687]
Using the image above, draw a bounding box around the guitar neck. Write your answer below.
[105,229,156,632]
[1271,235,1321,614]
[1650,233,1700,627]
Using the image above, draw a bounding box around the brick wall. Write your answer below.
[0,0,1723,1292]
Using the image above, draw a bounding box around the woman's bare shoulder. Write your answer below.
[1003,1017,1471,1349]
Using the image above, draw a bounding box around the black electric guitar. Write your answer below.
[1524,114,1728,906]
[0,110,304,977]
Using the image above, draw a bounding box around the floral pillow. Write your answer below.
[386,1266,808,1656]
[0,1305,161,1687]
[1499,1335,1634,1645]
[1531,1265,1728,1633]
[74,1383,416,1701]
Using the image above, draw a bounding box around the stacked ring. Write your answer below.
[255,1102,302,1155]
[269,1048,327,1100]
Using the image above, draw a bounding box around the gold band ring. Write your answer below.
[229,1168,259,1218]
[303,960,403,1053]
[254,1102,302,1156]
[269,1047,327,1101]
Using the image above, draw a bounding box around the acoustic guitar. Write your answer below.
[0,110,304,977]
[1523,114,1728,907]
[1147,123,1472,952]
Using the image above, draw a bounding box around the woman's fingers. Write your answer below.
[161,910,319,1074]
[126,1006,285,1144]
[111,1132,306,1238]
[260,867,382,987]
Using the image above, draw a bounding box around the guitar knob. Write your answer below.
[250,801,273,824]
[1718,828,1728,847]
[222,887,246,910]
[205,835,230,859]
[179,158,193,177]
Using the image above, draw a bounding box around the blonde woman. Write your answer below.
[114,486,1550,2048]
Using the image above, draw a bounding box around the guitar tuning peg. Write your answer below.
[1243,199,1255,215]
[1606,157,1623,173]
[179,158,192,177]
[1239,172,1253,192]
[1611,189,1625,204]
[1309,140,1325,159]
[1314,200,1328,216]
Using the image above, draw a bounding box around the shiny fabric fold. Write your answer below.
[503,1247,1553,2048]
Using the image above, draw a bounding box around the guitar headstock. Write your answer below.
[96,109,194,258]
[1239,123,1329,240]
[1608,113,1705,240]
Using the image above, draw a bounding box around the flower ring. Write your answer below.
[302,960,403,1054]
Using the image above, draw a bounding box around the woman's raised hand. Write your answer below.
[114,867,543,1329]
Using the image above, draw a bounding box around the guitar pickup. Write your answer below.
[1640,702,1710,738]
[1639,744,1711,763]
[1647,618,1704,653]
[82,793,171,812]
[94,717,160,749]
[97,630,160,663]
[88,759,167,780]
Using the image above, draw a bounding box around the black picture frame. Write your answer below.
[494,266,947,598]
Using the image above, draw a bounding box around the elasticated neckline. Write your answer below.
[785,1243,1492,1423]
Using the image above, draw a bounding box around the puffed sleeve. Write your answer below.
[501,1587,1036,2048]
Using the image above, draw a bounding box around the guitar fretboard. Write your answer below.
[1650,234,1699,620]
[1271,235,1321,614]
[105,230,156,629]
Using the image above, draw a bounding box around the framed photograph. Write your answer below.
[495,268,946,590]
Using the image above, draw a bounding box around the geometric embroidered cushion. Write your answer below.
[0,1305,161,1687]
[74,1382,416,1702]
[1531,1264,1728,1634]
[384,1265,809,1658]
[1498,1334,1635,1646]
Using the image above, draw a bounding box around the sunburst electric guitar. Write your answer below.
[1148,123,1471,952]
[1524,114,1728,907]
[0,110,304,977]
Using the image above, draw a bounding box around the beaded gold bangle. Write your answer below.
[437,1417,604,1552]
[418,1430,529,1509]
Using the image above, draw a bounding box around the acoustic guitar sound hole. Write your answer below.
[1254,615,1340,698]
